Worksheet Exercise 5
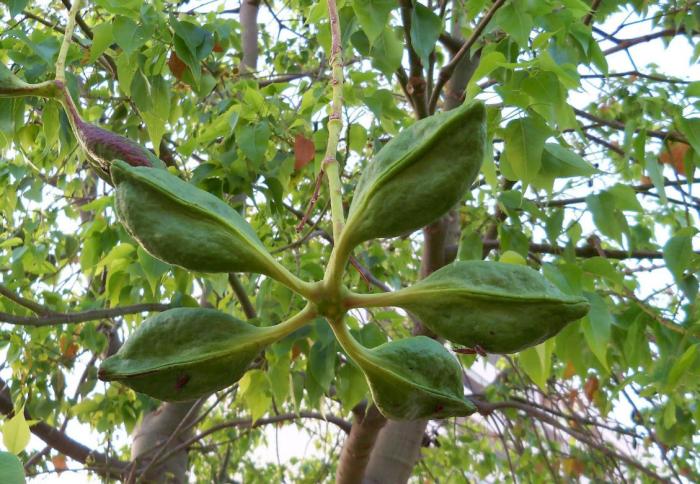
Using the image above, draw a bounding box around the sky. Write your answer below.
[3,2,698,482]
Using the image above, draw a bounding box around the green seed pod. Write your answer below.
[56,82,165,181]
[349,335,475,420]
[385,261,590,354]
[112,160,284,277]
[98,308,276,401]
[340,101,486,249]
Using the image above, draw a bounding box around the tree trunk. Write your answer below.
[359,9,481,483]
[335,405,387,483]
[130,400,205,483]
[240,0,261,73]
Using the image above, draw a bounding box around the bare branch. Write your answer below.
[0,378,127,479]
[428,0,506,114]
[0,303,173,327]
[604,27,697,55]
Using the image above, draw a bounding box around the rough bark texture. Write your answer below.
[335,405,387,483]
[240,0,261,73]
[130,400,205,483]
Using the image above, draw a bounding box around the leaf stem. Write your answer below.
[55,0,82,83]
[328,317,371,367]
[259,303,318,344]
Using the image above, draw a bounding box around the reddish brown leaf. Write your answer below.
[659,141,689,175]
[168,51,187,81]
[52,454,67,472]
[584,375,599,402]
[294,134,315,170]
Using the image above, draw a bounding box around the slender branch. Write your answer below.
[574,107,687,143]
[428,0,505,114]
[55,0,82,83]
[398,0,428,118]
[604,27,696,55]
[0,303,173,326]
[0,378,127,479]
[59,0,92,39]
[153,411,351,468]
[0,284,56,315]
[580,70,691,84]
[537,178,700,208]
[227,274,257,320]
[582,0,602,26]
[478,238,692,261]
[471,398,668,483]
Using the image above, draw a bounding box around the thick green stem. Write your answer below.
[259,304,317,344]
[55,0,82,83]
[324,0,345,243]
[328,318,371,367]
[320,0,348,296]
[345,289,406,309]
[267,264,320,302]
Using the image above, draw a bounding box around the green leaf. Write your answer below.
[666,344,698,390]
[502,115,550,184]
[90,23,114,63]
[336,363,368,411]
[0,451,25,484]
[585,192,627,244]
[239,369,272,423]
[457,231,483,261]
[607,184,642,212]
[370,28,403,78]
[130,69,152,112]
[663,231,694,281]
[410,3,442,67]
[466,51,506,98]
[519,339,553,391]
[267,353,291,404]
[539,143,597,178]
[352,0,395,44]
[137,246,170,295]
[239,121,271,164]
[2,409,31,455]
[581,292,611,372]
[308,340,336,392]
[496,2,533,46]
[680,117,700,156]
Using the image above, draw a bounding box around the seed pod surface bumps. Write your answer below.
[98,308,272,401]
[392,261,590,353]
[342,101,486,248]
[112,160,276,275]
[359,336,475,420]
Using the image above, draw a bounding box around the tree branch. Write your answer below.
[0,284,56,315]
[470,397,669,483]
[0,303,173,326]
[227,274,257,320]
[398,0,428,118]
[574,107,687,143]
[477,238,684,261]
[604,27,696,55]
[0,378,127,479]
[428,0,505,113]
